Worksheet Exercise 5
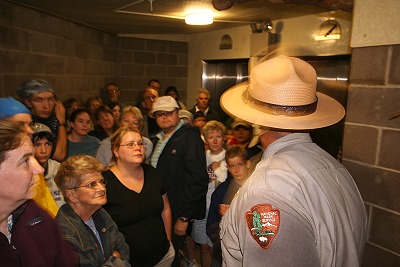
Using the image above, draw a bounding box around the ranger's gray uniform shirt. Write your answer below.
[220,133,367,267]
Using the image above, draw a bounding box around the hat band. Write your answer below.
[242,88,318,117]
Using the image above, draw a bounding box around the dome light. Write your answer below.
[185,9,213,25]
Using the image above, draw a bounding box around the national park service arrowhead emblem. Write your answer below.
[245,204,280,249]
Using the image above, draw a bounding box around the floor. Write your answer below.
[179,242,202,267]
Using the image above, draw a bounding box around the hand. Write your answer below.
[210,161,221,171]
[112,251,121,259]
[174,219,188,236]
[54,100,66,124]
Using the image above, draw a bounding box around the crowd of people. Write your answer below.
[0,56,367,267]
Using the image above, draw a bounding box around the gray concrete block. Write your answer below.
[0,26,29,51]
[31,32,57,54]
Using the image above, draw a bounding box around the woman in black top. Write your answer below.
[103,127,174,267]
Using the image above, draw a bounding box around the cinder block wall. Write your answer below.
[0,1,188,105]
[117,37,188,105]
[342,45,400,266]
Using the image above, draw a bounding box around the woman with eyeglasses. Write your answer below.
[55,154,131,267]
[103,127,174,267]
[96,105,153,167]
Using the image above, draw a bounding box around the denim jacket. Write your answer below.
[56,204,130,267]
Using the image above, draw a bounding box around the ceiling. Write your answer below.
[8,0,353,36]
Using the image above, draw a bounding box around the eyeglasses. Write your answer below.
[73,178,107,190]
[119,141,145,148]
[154,110,175,118]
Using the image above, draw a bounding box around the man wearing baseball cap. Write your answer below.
[150,96,209,267]
[219,56,367,266]
[17,79,67,162]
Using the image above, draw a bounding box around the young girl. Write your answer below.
[67,109,100,158]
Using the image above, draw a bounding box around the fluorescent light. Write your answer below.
[185,9,213,25]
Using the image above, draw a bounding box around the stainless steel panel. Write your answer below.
[202,59,248,123]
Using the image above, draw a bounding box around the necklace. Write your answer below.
[1,215,13,244]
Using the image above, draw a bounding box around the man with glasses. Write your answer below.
[104,83,126,108]
[150,96,209,267]
[17,79,67,162]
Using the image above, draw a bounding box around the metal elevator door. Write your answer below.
[202,59,249,124]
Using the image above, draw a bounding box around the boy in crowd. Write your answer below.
[193,111,207,130]
[32,123,65,208]
[206,145,251,267]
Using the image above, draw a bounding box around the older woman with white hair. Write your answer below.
[55,154,130,267]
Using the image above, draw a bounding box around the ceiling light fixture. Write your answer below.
[185,9,213,25]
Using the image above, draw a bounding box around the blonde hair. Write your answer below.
[202,120,226,138]
[120,105,144,130]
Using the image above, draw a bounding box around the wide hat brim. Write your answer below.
[220,82,345,130]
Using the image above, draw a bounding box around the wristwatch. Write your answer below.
[179,217,189,223]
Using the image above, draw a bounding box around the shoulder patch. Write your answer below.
[245,204,280,249]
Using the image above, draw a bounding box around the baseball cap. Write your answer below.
[151,96,179,114]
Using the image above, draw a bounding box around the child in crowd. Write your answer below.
[193,111,207,145]
[206,145,251,267]
[67,109,100,158]
[32,123,65,208]
[186,120,227,267]
[193,111,207,131]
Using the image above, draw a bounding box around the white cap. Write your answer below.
[151,96,179,113]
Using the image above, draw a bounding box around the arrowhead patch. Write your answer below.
[245,204,280,249]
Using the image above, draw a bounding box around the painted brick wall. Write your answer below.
[342,45,400,266]
[0,1,188,106]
